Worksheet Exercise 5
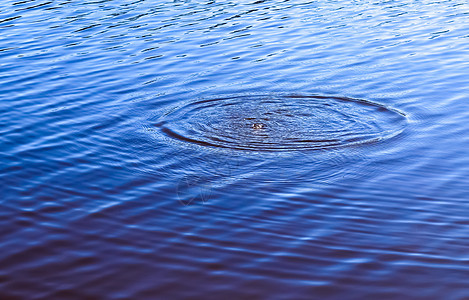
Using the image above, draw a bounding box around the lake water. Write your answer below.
[1,0,469,299]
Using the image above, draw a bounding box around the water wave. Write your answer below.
[154,95,407,152]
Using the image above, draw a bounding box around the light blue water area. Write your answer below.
[1,0,469,299]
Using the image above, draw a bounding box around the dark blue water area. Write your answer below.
[1,0,469,299]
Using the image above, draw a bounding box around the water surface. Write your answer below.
[1,0,469,299]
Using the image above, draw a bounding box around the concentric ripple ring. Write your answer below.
[154,95,407,152]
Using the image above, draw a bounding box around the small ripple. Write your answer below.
[0,15,21,24]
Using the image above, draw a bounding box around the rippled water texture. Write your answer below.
[155,95,406,151]
[2,0,469,299]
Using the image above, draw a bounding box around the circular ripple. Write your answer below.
[154,95,407,152]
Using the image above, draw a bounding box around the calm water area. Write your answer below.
[1,0,469,299]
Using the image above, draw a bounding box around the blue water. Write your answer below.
[1,0,469,299]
